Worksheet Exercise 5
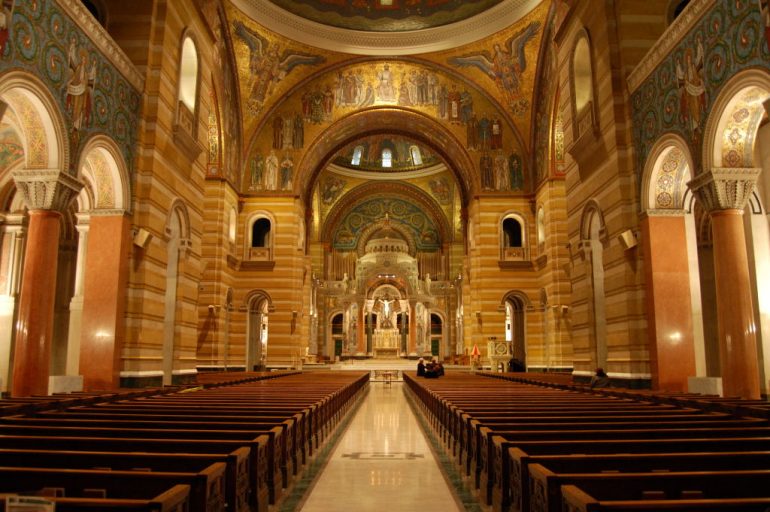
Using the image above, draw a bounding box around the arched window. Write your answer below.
[503,218,522,247]
[351,145,363,166]
[228,206,237,244]
[179,37,199,113]
[500,213,528,262]
[381,148,392,168]
[410,145,422,166]
[537,207,545,249]
[667,0,691,24]
[251,218,271,248]
[570,31,597,141]
[174,32,202,160]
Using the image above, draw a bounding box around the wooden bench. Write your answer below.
[0,484,190,512]
[561,484,770,512]
[0,464,224,512]
[0,434,272,512]
[0,448,249,512]
[508,449,770,512]
[529,466,770,512]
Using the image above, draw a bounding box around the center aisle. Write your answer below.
[299,382,464,512]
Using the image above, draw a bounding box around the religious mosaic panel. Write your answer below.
[1,0,141,176]
[332,196,441,251]
[243,59,529,194]
[631,1,770,177]
[0,120,23,174]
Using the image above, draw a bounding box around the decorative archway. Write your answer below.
[245,289,274,370]
[297,107,477,203]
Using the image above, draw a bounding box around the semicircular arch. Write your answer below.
[78,134,131,212]
[298,107,477,202]
[641,132,694,213]
[321,179,453,250]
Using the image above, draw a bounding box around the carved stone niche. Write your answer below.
[173,101,203,162]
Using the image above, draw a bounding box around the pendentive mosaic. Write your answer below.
[1,0,141,176]
[631,0,770,176]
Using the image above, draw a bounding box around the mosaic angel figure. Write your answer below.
[449,21,540,107]
[234,20,325,112]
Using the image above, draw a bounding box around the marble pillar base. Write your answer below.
[48,375,84,394]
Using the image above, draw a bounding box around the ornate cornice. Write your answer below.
[12,169,85,212]
[232,0,541,55]
[627,0,715,94]
[688,167,760,212]
[56,0,145,92]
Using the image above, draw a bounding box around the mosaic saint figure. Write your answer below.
[66,38,97,131]
[494,151,509,191]
[480,152,494,190]
[675,37,706,134]
[509,153,524,191]
[250,153,264,190]
[0,0,14,57]
[264,150,279,190]
[280,153,294,190]
[376,64,396,102]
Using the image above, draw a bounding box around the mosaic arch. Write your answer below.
[703,77,770,170]
[78,135,129,211]
[237,55,529,160]
[0,75,67,171]
[0,113,24,175]
[321,180,452,252]
[295,108,477,202]
[642,135,693,212]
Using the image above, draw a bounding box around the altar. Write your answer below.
[373,328,400,358]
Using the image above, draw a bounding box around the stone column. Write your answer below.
[640,210,696,392]
[79,212,130,391]
[690,168,761,399]
[11,170,83,397]
[408,301,417,356]
[65,214,89,376]
[356,304,365,355]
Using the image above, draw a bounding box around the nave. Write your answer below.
[297,382,463,512]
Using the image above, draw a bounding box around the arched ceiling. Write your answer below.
[219,0,551,246]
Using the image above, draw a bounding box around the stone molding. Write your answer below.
[688,167,761,212]
[232,0,540,55]
[56,0,145,92]
[627,0,715,93]
[88,208,129,217]
[12,169,84,212]
[643,208,687,218]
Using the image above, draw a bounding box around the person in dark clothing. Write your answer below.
[590,367,610,388]
[417,358,426,377]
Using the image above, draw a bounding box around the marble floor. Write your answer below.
[297,382,464,512]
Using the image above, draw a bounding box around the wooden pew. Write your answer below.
[0,464,225,512]
[0,484,190,512]
[508,450,770,512]
[561,484,770,512]
[0,448,249,512]
[528,466,770,512]
[503,437,770,512]
[0,434,271,512]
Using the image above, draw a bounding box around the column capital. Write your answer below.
[12,169,84,213]
[688,167,760,212]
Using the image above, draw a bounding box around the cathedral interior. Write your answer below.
[1,0,770,400]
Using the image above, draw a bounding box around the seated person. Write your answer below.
[590,367,610,388]
[416,358,426,377]
[424,361,438,378]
